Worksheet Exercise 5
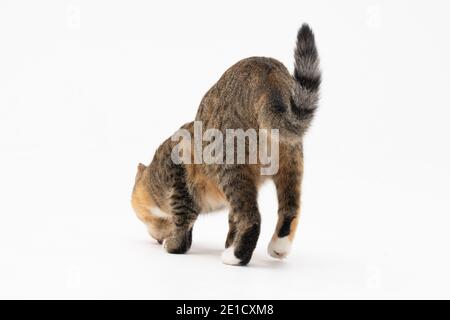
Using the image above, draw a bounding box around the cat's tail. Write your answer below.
[293,24,321,112]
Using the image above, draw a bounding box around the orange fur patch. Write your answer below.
[288,215,299,241]
[186,165,227,212]
[131,183,155,224]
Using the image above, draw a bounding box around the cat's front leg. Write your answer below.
[164,163,198,254]
[164,224,194,254]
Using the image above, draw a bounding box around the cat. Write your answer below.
[131,24,320,266]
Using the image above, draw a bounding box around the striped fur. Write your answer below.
[131,24,320,265]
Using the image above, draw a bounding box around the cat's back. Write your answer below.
[216,56,289,87]
[195,57,292,126]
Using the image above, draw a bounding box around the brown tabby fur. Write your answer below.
[132,24,320,265]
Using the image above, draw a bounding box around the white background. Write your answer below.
[1,0,449,299]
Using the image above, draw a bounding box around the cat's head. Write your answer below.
[132,163,173,244]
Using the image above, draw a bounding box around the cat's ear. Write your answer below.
[137,163,146,173]
[135,163,147,183]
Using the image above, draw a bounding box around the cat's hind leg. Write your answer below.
[268,146,303,259]
[220,168,261,266]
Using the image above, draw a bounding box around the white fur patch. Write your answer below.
[149,206,171,219]
[268,236,292,259]
[221,246,241,266]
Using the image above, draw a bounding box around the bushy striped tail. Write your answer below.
[294,24,321,110]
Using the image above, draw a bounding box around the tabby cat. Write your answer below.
[131,24,320,265]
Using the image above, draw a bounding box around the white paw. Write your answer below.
[268,236,292,259]
[221,246,241,266]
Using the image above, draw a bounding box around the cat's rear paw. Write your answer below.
[268,237,292,259]
[221,246,242,266]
